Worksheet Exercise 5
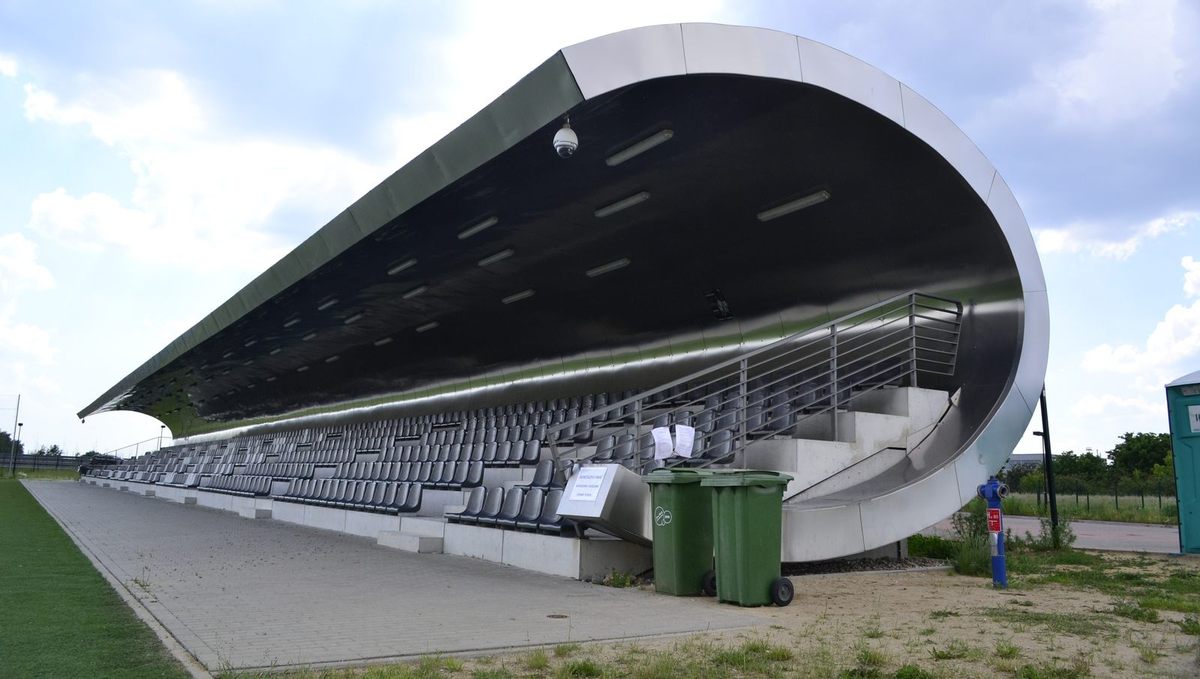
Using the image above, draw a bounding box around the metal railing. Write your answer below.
[547,291,962,472]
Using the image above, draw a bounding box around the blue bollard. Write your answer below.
[977,477,1009,589]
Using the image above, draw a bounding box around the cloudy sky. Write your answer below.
[0,1,1196,457]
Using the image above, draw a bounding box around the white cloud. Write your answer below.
[383,0,739,166]
[23,71,387,274]
[1184,255,1200,297]
[0,313,56,365]
[1083,303,1200,374]
[1034,211,1197,259]
[0,233,56,365]
[0,53,16,78]
[1071,392,1162,418]
[1040,0,1187,128]
[0,232,54,294]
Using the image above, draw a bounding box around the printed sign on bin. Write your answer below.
[986,507,1002,533]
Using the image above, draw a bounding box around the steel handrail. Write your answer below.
[547,291,962,471]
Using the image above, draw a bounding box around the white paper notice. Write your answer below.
[568,466,608,502]
[652,426,674,459]
[674,424,696,458]
[1190,405,1200,434]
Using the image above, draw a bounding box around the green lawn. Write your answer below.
[2,468,82,481]
[0,479,189,679]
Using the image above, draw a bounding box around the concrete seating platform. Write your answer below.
[26,480,759,673]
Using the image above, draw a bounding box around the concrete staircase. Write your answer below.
[742,386,950,561]
[745,386,948,501]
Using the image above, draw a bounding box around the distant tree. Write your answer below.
[1108,432,1172,477]
[1053,450,1109,484]
[0,431,24,457]
[1152,450,1175,480]
[33,444,63,456]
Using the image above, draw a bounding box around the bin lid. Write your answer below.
[642,468,714,484]
[700,470,793,487]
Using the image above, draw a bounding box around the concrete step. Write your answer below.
[378,531,443,553]
[400,516,446,538]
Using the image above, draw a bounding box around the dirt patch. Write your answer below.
[264,553,1200,678]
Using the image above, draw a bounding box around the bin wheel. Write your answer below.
[770,577,794,607]
[701,569,717,597]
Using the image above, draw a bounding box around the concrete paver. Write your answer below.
[25,481,759,672]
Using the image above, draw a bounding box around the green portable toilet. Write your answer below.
[1166,369,1200,554]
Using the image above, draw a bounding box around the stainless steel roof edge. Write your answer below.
[78,51,584,419]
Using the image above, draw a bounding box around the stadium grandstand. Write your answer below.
[79,24,1048,574]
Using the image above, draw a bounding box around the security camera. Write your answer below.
[553,118,578,158]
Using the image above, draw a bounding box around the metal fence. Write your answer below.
[1,454,84,471]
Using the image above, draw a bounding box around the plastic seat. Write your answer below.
[519,440,541,466]
[400,483,422,513]
[446,486,486,523]
[490,486,526,529]
[388,483,409,515]
[462,461,484,488]
[593,435,616,463]
[536,488,573,535]
[514,487,546,531]
[525,459,556,489]
[473,487,505,526]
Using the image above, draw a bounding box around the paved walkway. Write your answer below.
[924,515,1180,553]
[26,481,759,672]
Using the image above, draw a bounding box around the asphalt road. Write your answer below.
[923,515,1180,553]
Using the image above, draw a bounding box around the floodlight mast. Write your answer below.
[7,394,19,477]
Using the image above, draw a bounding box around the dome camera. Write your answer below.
[553,118,578,158]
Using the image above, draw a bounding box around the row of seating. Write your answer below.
[277,479,422,514]
[201,474,272,496]
[446,486,575,535]
[335,460,484,490]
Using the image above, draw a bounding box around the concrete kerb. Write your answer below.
[22,481,213,679]
[228,624,758,675]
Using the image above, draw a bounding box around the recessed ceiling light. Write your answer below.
[586,258,631,278]
[343,313,363,325]
[756,190,831,222]
[457,216,499,240]
[269,347,282,356]
[296,366,309,372]
[266,376,277,382]
[283,318,301,328]
[594,192,650,218]
[501,289,535,304]
[243,339,257,347]
[243,359,254,366]
[416,321,439,333]
[302,332,317,341]
[402,285,427,300]
[325,355,340,363]
[387,258,417,276]
[605,130,673,166]
[222,351,234,359]
[317,298,338,311]
[478,249,514,266]
[373,337,394,347]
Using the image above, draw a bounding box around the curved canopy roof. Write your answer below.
[81,24,1046,446]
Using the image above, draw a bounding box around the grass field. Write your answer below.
[0,479,189,678]
[1001,491,1178,525]
[1,468,81,481]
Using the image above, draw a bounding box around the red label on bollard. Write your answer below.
[986,507,1002,533]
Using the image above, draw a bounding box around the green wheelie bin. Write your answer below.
[643,468,716,596]
[701,470,794,607]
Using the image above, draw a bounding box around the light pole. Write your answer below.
[158,425,166,450]
[7,394,19,477]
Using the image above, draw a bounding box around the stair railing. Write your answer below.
[546,291,962,473]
